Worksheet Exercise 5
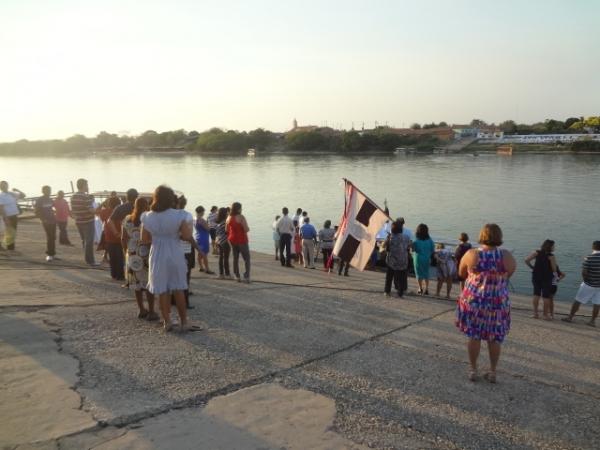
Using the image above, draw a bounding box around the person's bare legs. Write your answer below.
[159,293,171,330]
[486,340,501,382]
[562,301,581,322]
[446,276,453,298]
[173,290,188,327]
[146,292,156,316]
[417,278,424,293]
[134,290,147,316]
[532,295,540,318]
[590,304,599,326]
[201,253,211,273]
[424,278,429,294]
[542,297,552,320]
[467,339,480,380]
[548,296,555,319]
[436,279,443,296]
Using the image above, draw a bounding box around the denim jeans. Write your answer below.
[76,221,96,264]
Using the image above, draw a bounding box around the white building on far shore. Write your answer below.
[480,133,600,144]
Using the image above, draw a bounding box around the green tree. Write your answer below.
[499,120,517,134]
[564,117,580,129]
[470,119,487,127]
[410,123,421,129]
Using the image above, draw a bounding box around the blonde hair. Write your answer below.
[478,223,503,247]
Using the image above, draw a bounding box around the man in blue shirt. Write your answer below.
[300,217,317,269]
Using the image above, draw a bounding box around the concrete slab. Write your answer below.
[0,313,97,447]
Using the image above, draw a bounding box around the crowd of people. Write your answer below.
[1,178,599,381]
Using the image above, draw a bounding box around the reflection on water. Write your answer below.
[3,152,599,301]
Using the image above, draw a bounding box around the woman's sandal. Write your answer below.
[137,310,148,319]
[483,371,497,383]
[163,321,173,333]
[468,369,479,382]
[181,323,203,332]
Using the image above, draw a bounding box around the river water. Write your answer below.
[2,152,599,301]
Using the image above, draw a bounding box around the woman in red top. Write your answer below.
[99,196,124,280]
[226,202,251,283]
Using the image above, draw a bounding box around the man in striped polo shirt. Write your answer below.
[562,241,600,327]
[70,178,99,266]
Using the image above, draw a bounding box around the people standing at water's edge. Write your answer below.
[122,197,158,321]
[384,220,410,297]
[412,223,435,295]
[548,265,565,319]
[105,188,139,282]
[272,215,280,261]
[178,196,198,308]
[141,185,200,332]
[99,196,123,280]
[70,178,99,266]
[292,208,302,225]
[207,206,218,255]
[0,181,25,251]
[454,233,472,291]
[562,241,600,327]
[215,207,232,279]
[34,185,57,262]
[318,220,335,270]
[456,224,516,383]
[435,243,456,299]
[227,202,251,283]
[525,240,558,320]
[194,206,214,275]
[54,190,72,246]
[276,207,295,267]
[300,217,317,269]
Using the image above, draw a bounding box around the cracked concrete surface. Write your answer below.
[1,221,599,449]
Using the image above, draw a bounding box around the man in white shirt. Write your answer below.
[276,207,295,267]
[0,181,26,250]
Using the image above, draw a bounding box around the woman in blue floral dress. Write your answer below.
[456,223,516,383]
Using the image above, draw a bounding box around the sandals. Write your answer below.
[146,312,159,322]
[483,372,497,384]
[561,317,573,323]
[138,310,149,319]
[468,369,479,382]
[163,321,173,333]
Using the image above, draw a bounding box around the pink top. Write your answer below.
[53,198,70,222]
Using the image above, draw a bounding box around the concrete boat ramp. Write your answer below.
[1,221,599,449]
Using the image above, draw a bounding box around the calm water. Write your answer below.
[3,152,599,300]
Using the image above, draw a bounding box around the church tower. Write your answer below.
[293,118,298,130]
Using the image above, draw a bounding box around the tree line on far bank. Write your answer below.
[1,116,598,156]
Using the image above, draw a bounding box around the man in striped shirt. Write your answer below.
[562,241,600,326]
[70,178,99,266]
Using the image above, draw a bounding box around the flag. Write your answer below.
[333,180,389,271]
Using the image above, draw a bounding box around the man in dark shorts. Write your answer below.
[106,188,139,282]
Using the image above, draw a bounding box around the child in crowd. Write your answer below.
[435,242,456,298]
[549,266,565,319]
[194,206,214,274]
[207,206,218,255]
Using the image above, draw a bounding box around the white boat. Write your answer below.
[247,148,256,156]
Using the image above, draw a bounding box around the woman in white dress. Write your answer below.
[141,186,200,332]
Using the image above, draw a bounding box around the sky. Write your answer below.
[0,0,599,141]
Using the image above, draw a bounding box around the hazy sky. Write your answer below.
[1,0,599,141]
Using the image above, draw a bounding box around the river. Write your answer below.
[2,152,598,301]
